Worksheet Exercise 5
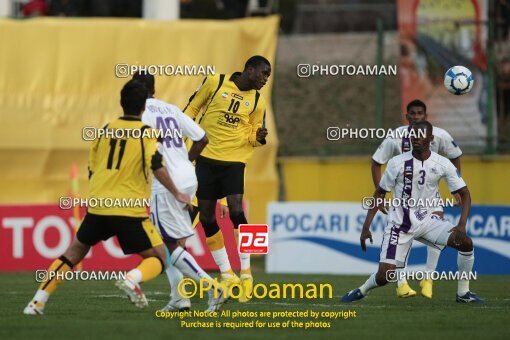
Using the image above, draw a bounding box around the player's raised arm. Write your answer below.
[248,96,267,147]
[183,76,214,120]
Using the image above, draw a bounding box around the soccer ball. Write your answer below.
[444,66,474,95]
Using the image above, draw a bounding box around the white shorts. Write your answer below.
[380,214,452,267]
[150,185,197,240]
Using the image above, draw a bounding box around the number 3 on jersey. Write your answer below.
[418,170,426,185]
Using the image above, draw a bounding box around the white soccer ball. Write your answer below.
[444,66,474,95]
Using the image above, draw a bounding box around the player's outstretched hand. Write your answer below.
[220,204,229,218]
[256,128,268,141]
[176,193,193,211]
[448,225,466,247]
[360,229,373,252]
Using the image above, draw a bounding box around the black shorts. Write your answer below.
[76,213,163,254]
[195,156,245,200]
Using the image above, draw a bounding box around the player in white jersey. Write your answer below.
[134,73,227,312]
[342,121,483,304]
[371,99,462,299]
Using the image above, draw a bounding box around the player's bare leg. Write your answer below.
[198,199,240,289]
[446,230,484,303]
[342,262,396,302]
[23,239,90,315]
[227,194,253,303]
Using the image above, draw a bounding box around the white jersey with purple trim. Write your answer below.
[379,151,466,233]
[142,98,205,193]
[372,125,462,164]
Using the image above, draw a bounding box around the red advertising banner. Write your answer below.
[0,204,239,271]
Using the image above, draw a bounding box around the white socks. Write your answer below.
[165,260,183,300]
[426,246,441,273]
[172,246,214,284]
[239,253,251,274]
[33,290,50,304]
[360,273,379,295]
[211,248,232,274]
[126,268,142,284]
[457,250,474,295]
[396,268,407,287]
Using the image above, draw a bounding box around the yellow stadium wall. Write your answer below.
[280,156,510,204]
[0,16,280,225]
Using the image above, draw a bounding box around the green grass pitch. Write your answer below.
[1,271,509,340]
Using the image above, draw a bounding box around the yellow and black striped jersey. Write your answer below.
[183,73,266,163]
[87,116,157,217]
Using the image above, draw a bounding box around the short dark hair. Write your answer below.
[406,99,427,113]
[412,120,433,136]
[244,55,271,70]
[132,71,155,96]
[120,80,148,115]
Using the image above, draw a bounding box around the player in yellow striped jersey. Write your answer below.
[24,79,190,315]
[184,56,271,302]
